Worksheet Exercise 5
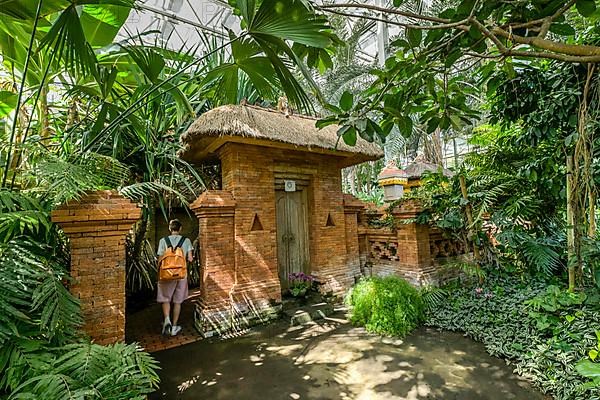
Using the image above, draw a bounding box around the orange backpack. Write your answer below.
[158,236,187,281]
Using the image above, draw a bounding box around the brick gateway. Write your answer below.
[52,104,468,344]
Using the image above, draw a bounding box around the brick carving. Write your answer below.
[430,238,467,258]
[370,239,399,261]
[356,201,471,287]
[51,190,140,345]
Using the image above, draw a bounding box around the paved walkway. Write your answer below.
[149,314,547,400]
[126,289,202,353]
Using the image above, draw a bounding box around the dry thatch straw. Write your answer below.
[404,160,454,179]
[179,104,384,165]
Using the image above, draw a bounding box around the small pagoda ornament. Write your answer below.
[377,160,408,202]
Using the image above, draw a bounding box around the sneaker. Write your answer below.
[171,325,182,336]
[162,319,172,336]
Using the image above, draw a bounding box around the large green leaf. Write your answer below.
[339,91,353,112]
[253,35,316,112]
[0,0,133,19]
[397,115,413,137]
[406,28,422,48]
[203,63,240,105]
[0,0,69,19]
[238,57,280,99]
[80,3,131,47]
[0,91,18,118]
[38,4,97,76]
[250,0,332,48]
[230,0,257,27]
[340,125,357,146]
[576,0,597,17]
[576,359,600,378]
[203,31,280,105]
[125,46,165,84]
[549,23,576,36]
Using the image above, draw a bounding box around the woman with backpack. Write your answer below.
[157,219,193,336]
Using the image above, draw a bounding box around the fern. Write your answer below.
[0,190,160,398]
[7,343,159,400]
[0,190,51,243]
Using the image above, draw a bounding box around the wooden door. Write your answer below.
[276,189,309,289]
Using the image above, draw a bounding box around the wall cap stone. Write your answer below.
[190,190,236,211]
[51,190,141,230]
[343,194,366,213]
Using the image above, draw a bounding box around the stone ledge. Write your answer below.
[190,190,236,210]
[193,301,282,338]
[284,302,335,326]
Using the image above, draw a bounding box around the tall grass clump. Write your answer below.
[347,276,425,337]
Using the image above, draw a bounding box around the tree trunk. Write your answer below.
[39,84,49,138]
[453,137,459,168]
[424,129,443,165]
[459,174,482,282]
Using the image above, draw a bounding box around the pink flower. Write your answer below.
[475,287,484,295]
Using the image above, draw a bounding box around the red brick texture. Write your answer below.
[190,143,368,335]
[51,191,141,345]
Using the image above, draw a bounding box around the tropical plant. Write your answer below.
[0,0,344,397]
[575,330,600,390]
[347,276,425,337]
[0,189,160,398]
[288,272,314,297]
[427,273,600,399]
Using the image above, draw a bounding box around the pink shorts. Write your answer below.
[157,279,188,304]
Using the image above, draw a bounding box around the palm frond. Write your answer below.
[0,190,50,243]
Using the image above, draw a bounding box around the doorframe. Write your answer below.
[274,171,312,288]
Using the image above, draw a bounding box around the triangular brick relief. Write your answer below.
[325,212,335,227]
[250,213,264,231]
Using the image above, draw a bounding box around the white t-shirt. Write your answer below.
[157,235,193,257]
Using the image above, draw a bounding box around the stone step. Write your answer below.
[284,302,335,326]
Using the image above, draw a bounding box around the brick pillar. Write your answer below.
[51,190,140,345]
[191,191,236,337]
[191,190,281,337]
[343,194,365,283]
[393,200,436,286]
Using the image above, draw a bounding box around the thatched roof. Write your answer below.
[179,105,383,166]
[404,161,454,179]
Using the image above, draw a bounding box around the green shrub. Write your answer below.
[347,276,425,337]
[426,274,600,400]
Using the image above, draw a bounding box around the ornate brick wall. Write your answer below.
[343,194,363,285]
[51,191,140,345]
[358,200,469,286]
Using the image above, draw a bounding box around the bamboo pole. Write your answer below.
[590,191,597,238]
[566,154,576,292]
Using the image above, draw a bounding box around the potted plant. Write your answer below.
[288,272,314,299]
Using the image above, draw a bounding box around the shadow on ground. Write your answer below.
[149,314,546,400]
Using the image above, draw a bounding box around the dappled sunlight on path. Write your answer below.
[150,315,546,400]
